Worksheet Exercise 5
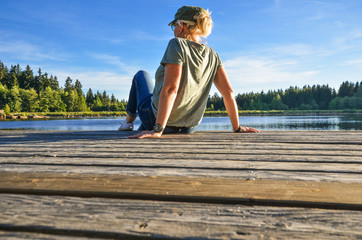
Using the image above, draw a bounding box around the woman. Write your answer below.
[119,5,259,138]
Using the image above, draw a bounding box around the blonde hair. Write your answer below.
[193,9,213,37]
[178,9,213,42]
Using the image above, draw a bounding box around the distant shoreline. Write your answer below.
[1,110,361,121]
[205,109,362,116]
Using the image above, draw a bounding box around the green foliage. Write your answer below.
[338,81,356,97]
[20,88,39,112]
[86,88,95,106]
[354,84,362,97]
[0,60,126,113]
[39,87,66,112]
[4,104,10,115]
[207,93,224,110]
[270,94,288,110]
[329,84,362,110]
[8,86,22,112]
[228,81,361,111]
[1,60,361,115]
[0,82,8,109]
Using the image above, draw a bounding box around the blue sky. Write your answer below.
[1,0,362,100]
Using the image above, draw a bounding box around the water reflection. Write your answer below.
[0,115,361,131]
[338,114,362,130]
[197,115,362,131]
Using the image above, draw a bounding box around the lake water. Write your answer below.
[1,115,362,131]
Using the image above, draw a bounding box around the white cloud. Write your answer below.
[268,44,317,56]
[223,56,319,93]
[225,57,290,83]
[52,69,131,89]
[259,43,334,59]
[333,29,362,51]
[47,67,136,99]
[344,59,362,68]
[88,53,140,75]
[0,39,70,62]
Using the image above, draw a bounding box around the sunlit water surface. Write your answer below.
[1,115,361,131]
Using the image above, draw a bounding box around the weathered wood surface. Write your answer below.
[1,172,362,210]
[0,130,362,239]
[1,131,361,183]
[1,194,362,240]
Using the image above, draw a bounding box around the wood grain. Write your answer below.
[1,194,361,239]
[1,172,361,210]
[1,130,361,239]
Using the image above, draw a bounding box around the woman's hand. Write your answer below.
[128,131,162,139]
[236,126,260,133]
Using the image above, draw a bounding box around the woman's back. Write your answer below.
[152,37,222,127]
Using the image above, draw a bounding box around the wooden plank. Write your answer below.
[1,157,361,184]
[2,151,362,163]
[2,165,360,183]
[1,132,361,163]
[1,194,361,239]
[0,231,95,240]
[2,157,361,173]
[1,172,361,210]
[0,139,361,151]
[0,130,362,144]
[1,147,361,157]
[2,150,362,162]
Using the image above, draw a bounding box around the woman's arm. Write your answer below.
[129,63,182,139]
[213,67,260,133]
[213,67,239,131]
[155,63,182,129]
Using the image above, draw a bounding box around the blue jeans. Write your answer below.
[126,70,197,134]
[126,70,156,131]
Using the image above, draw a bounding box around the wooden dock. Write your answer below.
[0,130,361,239]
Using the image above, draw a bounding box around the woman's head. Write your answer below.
[169,6,213,42]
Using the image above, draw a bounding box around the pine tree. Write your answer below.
[19,65,34,89]
[86,88,95,107]
[64,77,74,92]
[51,76,59,90]
[338,81,355,97]
[30,68,42,93]
[102,91,110,106]
[0,61,8,82]
[74,79,83,95]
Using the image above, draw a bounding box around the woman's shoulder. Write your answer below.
[166,38,193,51]
[168,38,219,55]
[172,37,207,49]
[171,37,199,46]
[168,37,182,44]
[165,38,183,49]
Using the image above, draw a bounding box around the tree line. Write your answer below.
[0,61,126,113]
[1,61,361,114]
[207,81,362,111]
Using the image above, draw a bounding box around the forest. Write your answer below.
[1,61,361,115]
[208,81,362,111]
[0,61,126,114]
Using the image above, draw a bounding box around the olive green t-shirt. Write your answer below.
[151,37,222,128]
